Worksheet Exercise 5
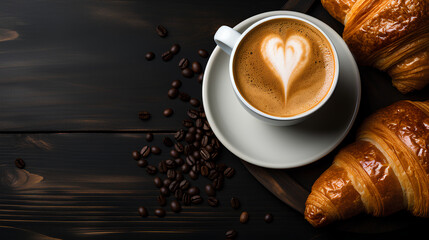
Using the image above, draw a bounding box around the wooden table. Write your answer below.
[0,0,427,239]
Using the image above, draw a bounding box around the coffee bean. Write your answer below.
[225,229,237,239]
[132,151,141,160]
[264,213,273,223]
[160,186,170,196]
[181,164,190,173]
[151,146,161,154]
[189,170,198,180]
[205,145,213,153]
[174,189,183,200]
[188,186,200,196]
[138,111,151,120]
[170,199,182,213]
[212,177,224,190]
[146,132,154,142]
[175,172,184,182]
[170,44,180,54]
[140,145,151,158]
[203,120,211,131]
[158,161,167,173]
[14,158,25,169]
[169,180,179,192]
[207,197,219,207]
[170,149,179,158]
[181,68,194,78]
[145,52,155,61]
[192,162,201,173]
[192,141,200,148]
[179,92,191,102]
[137,159,148,168]
[161,137,173,148]
[165,159,176,169]
[174,142,184,153]
[211,151,219,160]
[190,195,203,204]
[163,178,172,187]
[201,135,209,147]
[168,88,179,99]
[185,132,194,143]
[154,208,166,217]
[191,61,202,73]
[200,148,211,161]
[175,129,185,141]
[205,161,215,170]
[195,118,203,128]
[138,206,148,217]
[171,79,182,89]
[187,109,199,119]
[198,49,209,58]
[154,176,163,188]
[146,165,157,175]
[239,211,249,223]
[161,51,173,61]
[184,144,194,156]
[189,98,200,107]
[188,126,196,133]
[230,197,240,209]
[182,193,191,205]
[197,73,204,84]
[224,167,235,178]
[203,184,215,197]
[167,169,176,180]
[200,166,209,177]
[192,150,201,160]
[178,58,189,69]
[174,157,184,166]
[157,194,167,206]
[179,179,190,190]
[163,108,174,117]
[156,25,168,37]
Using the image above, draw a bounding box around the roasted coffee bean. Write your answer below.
[160,186,170,196]
[174,142,184,153]
[174,157,184,166]
[187,109,199,119]
[174,189,183,200]
[163,108,174,117]
[15,158,25,169]
[225,229,237,239]
[200,166,209,177]
[154,208,166,217]
[145,52,155,61]
[151,146,161,155]
[189,170,198,180]
[207,197,219,207]
[179,179,190,190]
[212,177,224,190]
[156,25,168,37]
[175,129,185,141]
[154,176,163,188]
[205,145,214,153]
[192,151,201,160]
[146,165,157,174]
[191,61,202,73]
[185,132,195,143]
[240,211,249,223]
[179,92,191,102]
[182,193,191,205]
[192,141,200,148]
[200,148,211,161]
[230,197,240,209]
[197,73,204,84]
[138,111,151,120]
[170,44,180,54]
[175,172,184,182]
[170,199,182,213]
[168,180,179,192]
[264,213,273,223]
[188,186,200,196]
[201,135,209,147]
[224,167,235,178]
[168,88,179,99]
[181,163,190,173]
[184,144,193,156]
[165,159,176,169]
[162,137,173,148]
[181,68,194,78]
[167,169,176,180]
[140,145,151,158]
[138,206,148,217]
[198,49,209,58]
[189,98,200,107]
[195,118,203,128]
[146,132,154,142]
[190,195,203,204]
[170,149,179,158]
[205,184,215,196]
[157,194,167,206]
[211,151,219,160]
[203,121,211,131]
[171,79,182,89]
[191,162,201,173]
[161,51,173,61]
[163,178,172,187]
[158,161,167,173]
[132,151,141,160]
[205,161,215,170]
[137,159,148,168]
[188,126,196,133]
[178,58,189,69]
[208,169,218,180]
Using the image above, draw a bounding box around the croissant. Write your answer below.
[321,0,429,93]
[304,100,429,227]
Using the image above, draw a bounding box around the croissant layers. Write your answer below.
[321,0,429,93]
[304,100,429,227]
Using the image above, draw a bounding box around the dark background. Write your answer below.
[0,0,427,239]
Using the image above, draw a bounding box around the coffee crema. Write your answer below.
[233,18,335,117]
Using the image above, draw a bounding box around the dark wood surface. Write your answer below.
[0,0,428,239]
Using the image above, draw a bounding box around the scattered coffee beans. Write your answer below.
[264,213,273,223]
[145,132,154,142]
[230,197,240,209]
[138,206,148,217]
[138,111,151,120]
[207,197,219,207]
[170,200,182,213]
[163,108,174,117]
[198,49,209,58]
[15,158,25,169]
[156,25,168,37]
[181,68,194,78]
[132,151,140,160]
[154,208,166,217]
[137,159,148,168]
[170,44,180,54]
[167,88,179,99]
[191,61,202,73]
[225,229,237,239]
[171,79,182,89]
[145,52,155,61]
[154,176,163,188]
[178,58,189,69]
[240,211,249,223]
[161,51,173,61]
[151,146,161,154]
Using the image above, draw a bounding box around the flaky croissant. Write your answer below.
[321,0,429,93]
[305,100,429,227]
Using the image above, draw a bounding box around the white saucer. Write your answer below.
[202,11,361,169]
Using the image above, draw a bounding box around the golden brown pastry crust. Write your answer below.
[305,100,429,227]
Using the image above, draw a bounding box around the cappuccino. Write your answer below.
[233,18,335,117]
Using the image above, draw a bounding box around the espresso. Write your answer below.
[233,18,335,117]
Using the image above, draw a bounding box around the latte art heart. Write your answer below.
[261,34,310,103]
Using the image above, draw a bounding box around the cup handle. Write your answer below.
[214,26,241,55]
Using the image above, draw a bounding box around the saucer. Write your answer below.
[202,11,361,169]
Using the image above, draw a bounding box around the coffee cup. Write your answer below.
[214,15,339,126]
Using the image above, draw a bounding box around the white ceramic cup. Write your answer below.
[214,15,339,126]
